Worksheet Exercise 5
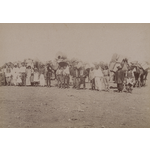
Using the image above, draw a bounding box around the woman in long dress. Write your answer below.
[12,63,19,86]
[94,66,103,91]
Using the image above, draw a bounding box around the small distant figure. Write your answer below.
[40,73,45,87]
[34,68,39,86]
[115,65,125,92]
[25,66,32,86]
[77,67,88,90]
[5,64,12,86]
[56,66,64,88]
[125,66,135,93]
[89,67,95,90]
[31,72,34,86]
[19,62,26,86]
[46,64,53,87]
[103,66,110,91]
[63,65,70,88]
[94,66,103,91]
[17,73,22,86]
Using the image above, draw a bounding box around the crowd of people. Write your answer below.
[0,59,139,93]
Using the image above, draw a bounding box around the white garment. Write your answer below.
[34,72,39,82]
[95,77,102,91]
[94,69,103,77]
[89,69,95,81]
[12,68,19,85]
[40,74,45,86]
[17,76,22,84]
[63,66,70,75]
[12,68,19,77]
[19,66,26,73]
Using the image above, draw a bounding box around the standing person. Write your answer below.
[25,65,32,86]
[5,64,12,86]
[39,65,46,87]
[63,65,70,88]
[125,66,135,93]
[0,66,6,86]
[115,65,125,92]
[103,66,110,91]
[34,68,39,86]
[46,64,53,87]
[39,72,45,86]
[12,63,19,86]
[30,71,34,86]
[19,62,26,86]
[75,68,80,89]
[59,67,65,88]
[94,66,103,91]
[77,67,88,90]
[56,66,62,88]
[89,67,95,90]
[70,66,77,88]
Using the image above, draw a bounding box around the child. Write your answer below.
[17,73,22,86]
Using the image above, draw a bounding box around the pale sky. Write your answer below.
[0,24,150,66]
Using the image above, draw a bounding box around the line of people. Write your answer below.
[0,62,140,93]
[0,62,53,87]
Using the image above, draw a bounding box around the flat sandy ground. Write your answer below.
[0,75,150,128]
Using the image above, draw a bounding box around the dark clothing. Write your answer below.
[90,79,95,90]
[21,73,26,86]
[115,69,125,84]
[77,68,88,89]
[117,83,123,92]
[46,66,52,86]
[115,69,125,92]
[70,67,76,77]
[64,75,70,88]
[77,77,86,89]
[70,67,79,88]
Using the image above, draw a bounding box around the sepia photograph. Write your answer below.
[0,23,150,128]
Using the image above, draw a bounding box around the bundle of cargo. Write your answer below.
[99,61,108,70]
[33,58,41,70]
[57,58,69,67]
[70,58,79,67]
[109,53,129,72]
[139,61,150,70]
[110,53,119,62]
[93,62,99,69]
[84,63,90,70]
[55,51,69,67]
[76,61,84,69]
[109,61,116,71]
[51,59,59,70]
